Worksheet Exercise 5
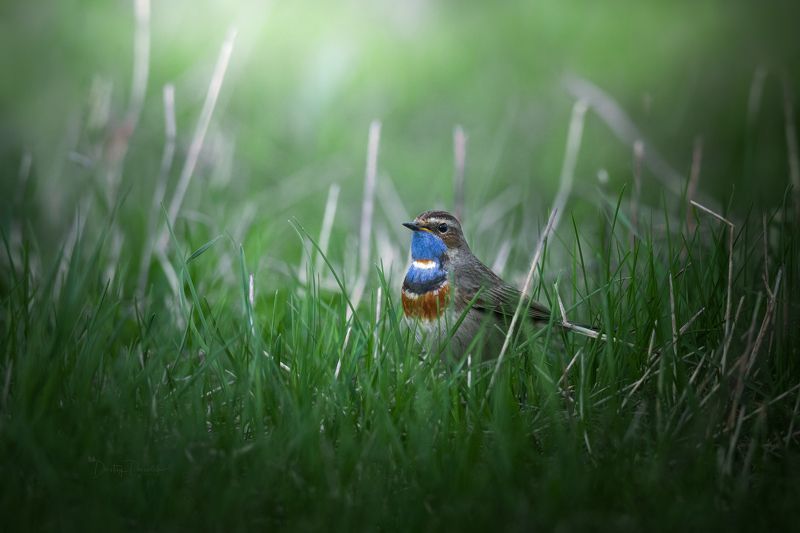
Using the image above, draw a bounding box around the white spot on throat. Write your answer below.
[412,260,438,270]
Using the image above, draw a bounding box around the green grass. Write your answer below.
[2,1,800,530]
[2,173,799,530]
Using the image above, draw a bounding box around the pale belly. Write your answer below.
[405,305,501,360]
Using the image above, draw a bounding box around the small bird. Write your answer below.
[401,210,553,359]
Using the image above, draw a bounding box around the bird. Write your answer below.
[401,209,554,359]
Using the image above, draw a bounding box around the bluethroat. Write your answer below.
[401,210,552,359]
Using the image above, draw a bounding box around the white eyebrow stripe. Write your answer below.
[412,260,437,270]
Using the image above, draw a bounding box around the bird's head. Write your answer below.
[402,210,470,263]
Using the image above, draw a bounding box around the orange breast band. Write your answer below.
[402,282,450,321]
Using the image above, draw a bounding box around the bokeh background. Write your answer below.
[1,0,799,286]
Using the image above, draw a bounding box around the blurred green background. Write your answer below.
[1,0,798,272]
[1,3,800,529]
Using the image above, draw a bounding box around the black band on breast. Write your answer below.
[402,272,448,295]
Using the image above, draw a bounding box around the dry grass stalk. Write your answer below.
[557,349,583,389]
[728,269,783,428]
[314,183,341,277]
[690,200,734,341]
[248,273,256,336]
[689,349,709,385]
[348,121,381,318]
[126,0,151,132]
[491,239,512,276]
[484,208,558,404]
[722,296,745,373]
[105,0,151,201]
[631,140,644,237]
[623,317,715,409]
[453,125,467,222]
[743,292,763,349]
[335,326,352,380]
[679,307,705,337]
[373,286,382,363]
[554,284,624,343]
[138,84,177,295]
[156,28,237,254]
[739,382,800,423]
[483,99,589,404]
[563,74,686,197]
[551,99,588,233]
[669,273,679,358]
[686,136,704,232]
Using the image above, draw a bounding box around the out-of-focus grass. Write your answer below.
[2,0,798,227]
[1,0,800,530]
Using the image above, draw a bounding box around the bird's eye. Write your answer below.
[437,223,448,233]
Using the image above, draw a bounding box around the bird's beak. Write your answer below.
[402,222,420,231]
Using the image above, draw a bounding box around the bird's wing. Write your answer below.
[456,261,551,323]
[477,282,552,323]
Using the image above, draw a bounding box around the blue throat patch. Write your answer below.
[410,230,446,261]
[404,231,448,294]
